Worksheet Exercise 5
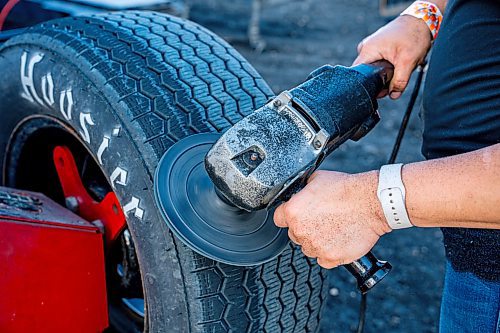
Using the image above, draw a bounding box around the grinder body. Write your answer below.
[205,62,394,293]
[206,63,390,211]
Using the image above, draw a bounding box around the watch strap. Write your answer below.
[400,1,443,40]
[377,164,413,229]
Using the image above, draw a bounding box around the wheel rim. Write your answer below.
[4,116,146,331]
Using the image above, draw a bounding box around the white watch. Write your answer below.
[377,164,413,229]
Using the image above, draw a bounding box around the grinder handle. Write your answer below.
[344,251,392,294]
[368,60,394,89]
[351,60,395,96]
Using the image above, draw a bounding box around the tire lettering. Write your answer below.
[110,167,128,188]
[97,136,110,165]
[123,197,144,220]
[19,53,146,220]
[20,51,44,105]
[41,73,55,106]
[79,112,95,144]
[59,89,73,121]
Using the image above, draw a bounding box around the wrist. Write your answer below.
[395,15,432,45]
[352,170,392,235]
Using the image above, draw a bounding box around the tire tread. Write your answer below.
[20,11,327,333]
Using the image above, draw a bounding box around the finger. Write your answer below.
[352,41,367,65]
[352,49,384,67]
[300,244,316,259]
[317,257,341,269]
[287,229,301,245]
[389,60,416,99]
[356,39,365,54]
[273,203,288,228]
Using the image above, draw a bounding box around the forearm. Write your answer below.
[273,142,498,267]
[402,144,500,228]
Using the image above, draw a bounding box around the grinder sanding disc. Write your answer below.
[154,133,289,266]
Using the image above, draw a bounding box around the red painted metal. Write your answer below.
[0,186,108,332]
[53,145,127,244]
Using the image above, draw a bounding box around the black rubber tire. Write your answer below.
[0,11,327,333]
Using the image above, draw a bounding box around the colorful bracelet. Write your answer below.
[400,1,443,40]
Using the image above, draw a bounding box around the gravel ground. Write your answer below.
[188,1,446,332]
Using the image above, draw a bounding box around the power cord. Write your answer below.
[356,293,367,333]
[356,61,427,333]
[388,62,427,165]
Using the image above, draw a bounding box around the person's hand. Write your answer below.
[273,170,391,269]
[353,15,432,99]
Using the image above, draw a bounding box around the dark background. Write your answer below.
[187,1,445,332]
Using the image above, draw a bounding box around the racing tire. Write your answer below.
[0,11,327,333]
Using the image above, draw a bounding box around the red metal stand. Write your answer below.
[0,187,109,332]
[53,146,126,244]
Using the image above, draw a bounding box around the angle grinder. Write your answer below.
[155,60,394,293]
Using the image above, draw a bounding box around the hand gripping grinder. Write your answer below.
[155,61,394,293]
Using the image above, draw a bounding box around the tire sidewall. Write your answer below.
[0,36,190,333]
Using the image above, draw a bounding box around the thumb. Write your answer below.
[352,42,384,66]
[352,51,382,66]
[273,203,288,228]
[389,61,415,99]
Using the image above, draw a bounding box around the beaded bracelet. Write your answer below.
[400,1,443,40]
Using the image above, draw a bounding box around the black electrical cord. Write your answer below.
[356,61,427,333]
[356,293,367,333]
[388,62,427,164]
